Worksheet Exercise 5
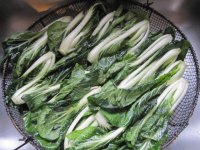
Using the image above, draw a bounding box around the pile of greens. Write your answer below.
[1,2,190,150]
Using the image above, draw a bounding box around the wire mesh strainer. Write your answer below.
[2,0,200,149]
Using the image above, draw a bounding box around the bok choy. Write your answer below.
[1,2,190,150]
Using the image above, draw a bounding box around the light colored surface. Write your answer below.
[0,0,200,149]
[152,0,200,149]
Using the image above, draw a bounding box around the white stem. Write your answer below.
[20,84,41,96]
[161,61,181,75]
[102,20,149,51]
[129,22,150,52]
[65,113,95,149]
[132,32,145,46]
[64,12,84,36]
[128,22,149,47]
[168,62,186,84]
[87,30,122,63]
[44,84,61,93]
[95,112,111,129]
[138,140,151,150]
[78,86,101,107]
[71,32,84,48]
[97,17,114,41]
[92,11,115,36]
[173,79,186,100]
[59,5,97,55]
[118,61,156,89]
[102,127,125,141]
[33,32,48,50]
[13,57,54,103]
[58,16,73,23]
[140,34,172,57]
[12,52,55,105]
[124,51,159,86]
[76,115,95,130]
[171,78,188,111]
[22,33,48,65]
[135,79,186,136]
[156,79,182,107]
[66,107,89,134]
[160,60,186,85]
[11,78,40,105]
[64,86,101,148]
[90,120,98,127]
[141,48,181,81]
[130,24,148,42]
[22,52,55,77]
[131,34,173,66]
[19,84,60,101]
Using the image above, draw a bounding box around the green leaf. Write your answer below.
[35,134,63,150]
[3,31,38,47]
[14,45,47,78]
[47,21,68,53]
[66,127,122,150]
[22,84,59,111]
[1,31,43,65]
[67,126,106,144]
[23,111,38,134]
[124,121,143,146]
[113,64,133,84]
[176,40,190,60]
[88,78,159,110]
[37,104,79,141]
[163,27,175,39]
[100,40,124,58]
[124,88,175,147]
[50,64,86,103]
[51,63,104,104]
[99,85,165,127]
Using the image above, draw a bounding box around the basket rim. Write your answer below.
[2,0,200,149]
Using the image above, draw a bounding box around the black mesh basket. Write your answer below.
[2,0,200,149]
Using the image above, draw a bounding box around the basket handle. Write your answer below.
[14,137,32,150]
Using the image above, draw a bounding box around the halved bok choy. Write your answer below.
[87,20,150,63]
[1,16,72,66]
[124,78,188,148]
[11,52,55,104]
[59,2,104,55]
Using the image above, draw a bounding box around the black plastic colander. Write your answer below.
[2,0,200,149]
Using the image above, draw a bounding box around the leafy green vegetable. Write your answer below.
[67,126,106,144]
[1,31,44,65]
[11,52,55,105]
[59,2,105,55]
[14,33,48,77]
[1,16,71,67]
[47,21,69,53]
[99,85,165,127]
[124,78,188,147]
[66,127,125,150]
[3,3,190,150]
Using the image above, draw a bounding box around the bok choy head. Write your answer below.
[1,16,72,66]
[87,20,149,63]
[59,2,106,55]
[124,78,188,148]
[11,52,55,105]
